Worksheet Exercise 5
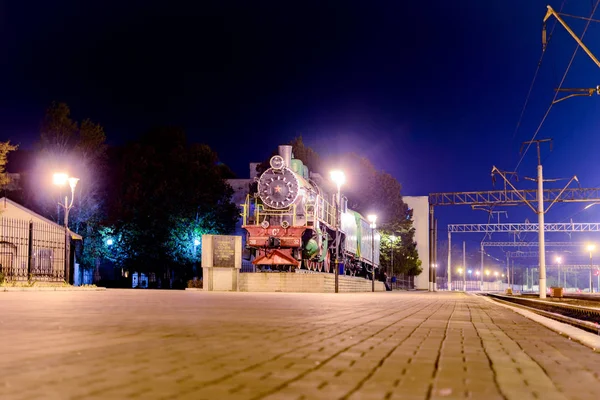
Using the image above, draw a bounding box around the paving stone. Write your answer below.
[1,290,600,399]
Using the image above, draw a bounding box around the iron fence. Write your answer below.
[0,217,66,282]
[389,274,415,290]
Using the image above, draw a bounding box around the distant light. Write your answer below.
[475,271,480,276]
[106,239,113,246]
[588,244,596,252]
[468,269,472,274]
[194,239,200,246]
[555,256,562,264]
[494,271,499,277]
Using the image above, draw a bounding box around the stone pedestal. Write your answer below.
[202,235,242,291]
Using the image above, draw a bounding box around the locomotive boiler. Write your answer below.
[241,145,380,276]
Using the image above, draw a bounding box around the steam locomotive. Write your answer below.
[241,145,380,276]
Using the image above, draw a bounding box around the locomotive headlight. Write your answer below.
[261,220,270,229]
[282,220,290,229]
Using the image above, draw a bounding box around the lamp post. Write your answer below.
[330,170,346,294]
[368,214,377,292]
[53,173,79,284]
[390,234,397,281]
[587,244,596,293]
[555,256,562,288]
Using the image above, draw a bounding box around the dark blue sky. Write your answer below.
[2,0,600,265]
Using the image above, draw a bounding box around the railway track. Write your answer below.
[484,293,600,334]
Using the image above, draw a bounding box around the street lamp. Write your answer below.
[390,234,397,278]
[367,214,377,292]
[555,256,562,288]
[587,244,596,293]
[330,170,346,293]
[53,173,79,284]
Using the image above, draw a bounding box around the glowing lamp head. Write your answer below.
[485,270,490,276]
[330,170,346,187]
[106,239,113,246]
[194,239,200,246]
[555,256,562,264]
[588,244,596,252]
[53,173,69,186]
[494,271,499,277]
[457,267,462,274]
[468,269,472,274]
[475,271,480,276]
[367,214,377,229]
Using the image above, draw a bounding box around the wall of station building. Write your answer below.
[403,196,430,290]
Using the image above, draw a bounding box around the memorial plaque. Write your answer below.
[212,235,236,268]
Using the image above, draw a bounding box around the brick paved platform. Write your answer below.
[1,290,600,399]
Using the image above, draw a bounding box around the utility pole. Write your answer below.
[511,259,514,292]
[434,218,438,291]
[527,139,550,298]
[480,243,484,291]
[429,205,434,291]
[492,139,578,299]
[463,241,466,291]
[447,231,452,291]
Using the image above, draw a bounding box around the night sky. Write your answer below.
[3,0,600,264]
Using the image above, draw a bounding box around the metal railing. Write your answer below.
[241,194,335,228]
[0,217,66,282]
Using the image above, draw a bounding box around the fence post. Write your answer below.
[27,221,33,280]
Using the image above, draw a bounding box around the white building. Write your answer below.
[403,196,430,291]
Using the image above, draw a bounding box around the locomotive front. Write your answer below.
[242,145,325,270]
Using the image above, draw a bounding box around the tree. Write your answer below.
[290,136,322,172]
[105,127,238,281]
[0,141,18,187]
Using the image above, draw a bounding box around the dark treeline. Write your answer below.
[3,103,239,287]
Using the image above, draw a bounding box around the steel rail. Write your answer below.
[486,293,600,334]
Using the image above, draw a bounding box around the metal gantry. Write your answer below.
[449,223,600,233]
[429,188,600,207]
[482,241,584,247]
[445,223,600,293]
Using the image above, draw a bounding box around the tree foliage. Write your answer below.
[0,141,18,187]
[105,127,238,277]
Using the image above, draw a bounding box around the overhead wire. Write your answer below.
[493,1,567,250]
[514,0,600,174]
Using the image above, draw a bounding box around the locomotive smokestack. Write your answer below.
[278,145,293,169]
